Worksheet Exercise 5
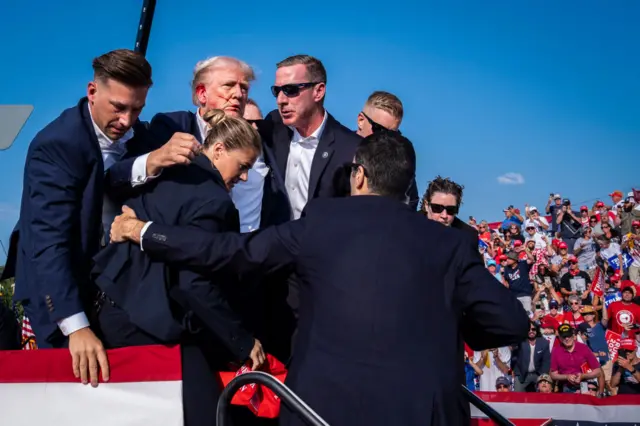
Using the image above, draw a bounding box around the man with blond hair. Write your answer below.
[356,90,403,137]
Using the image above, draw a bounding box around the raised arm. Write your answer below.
[111,208,303,277]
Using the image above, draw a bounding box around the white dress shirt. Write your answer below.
[57,109,153,337]
[197,112,268,233]
[285,111,328,220]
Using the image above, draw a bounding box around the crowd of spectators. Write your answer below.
[463,190,640,396]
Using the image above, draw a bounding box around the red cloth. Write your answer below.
[217,354,288,418]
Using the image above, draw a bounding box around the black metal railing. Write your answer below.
[461,384,515,426]
[216,371,330,426]
[217,371,515,426]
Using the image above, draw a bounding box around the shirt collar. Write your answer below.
[196,109,208,143]
[290,110,328,144]
[88,105,134,150]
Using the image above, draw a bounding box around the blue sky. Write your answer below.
[1,0,639,262]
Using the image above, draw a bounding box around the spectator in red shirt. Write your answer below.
[605,285,640,339]
[550,324,602,393]
[563,295,586,328]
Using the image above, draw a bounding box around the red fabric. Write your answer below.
[217,354,288,418]
[606,301,640,339]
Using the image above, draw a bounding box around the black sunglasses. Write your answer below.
[429,203,458,215]
[361,111,401,135]
[270,82,321,98]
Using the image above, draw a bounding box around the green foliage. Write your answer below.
[0,265,22,320]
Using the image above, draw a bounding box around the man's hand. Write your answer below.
[248,339,266,371]
[110,206,145,244]
[146,133,201,176]
[69,328,109,387]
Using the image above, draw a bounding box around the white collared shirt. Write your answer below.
[197,111,269,233]
[57,108,151,337]
[285,110,328,220]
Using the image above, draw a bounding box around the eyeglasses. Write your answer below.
[361,111,401,135]
[570,302,580,305]
[429,203,458,215]
[270,82,321,98]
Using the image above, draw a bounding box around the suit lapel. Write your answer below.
[79,97,105,172]
[308,115,336,197]
[522,342,531,370]
[273,122,292,177]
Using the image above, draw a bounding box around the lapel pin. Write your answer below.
[322,151,329,159]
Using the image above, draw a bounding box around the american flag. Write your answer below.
[20,315,37,350]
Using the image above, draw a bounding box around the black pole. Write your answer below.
[216,371,330,426]
[461,385,515,426]
[134,0,157,56]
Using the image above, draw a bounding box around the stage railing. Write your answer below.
[216,371,515,426]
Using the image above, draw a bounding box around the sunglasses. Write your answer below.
[361,111,401,135]
[429,203,458,215]
[570,301,580,305]
[270,82,321,98]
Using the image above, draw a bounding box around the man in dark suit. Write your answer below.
[3,49,161,387]
[511,322,551,392]
[110,131,529,426]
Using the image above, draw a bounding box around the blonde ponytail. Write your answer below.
[203,108,228,128]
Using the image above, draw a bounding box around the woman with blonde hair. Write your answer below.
[93,109,264,426]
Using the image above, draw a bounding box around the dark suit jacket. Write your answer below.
[147,110,291,228]
[260,109,420,210]
[138,195,529,426]
[512,337,551,381]
[5,98,153,344]
[91,154,253,361]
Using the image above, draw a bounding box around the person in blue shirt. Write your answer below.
[501,205,524,231]
[464,351,483,390]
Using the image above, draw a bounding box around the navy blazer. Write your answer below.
[512,337,551,381]
[92,154,253,361]
[137,195,529,426]
[5,98,152,344]
[148,110,291,228]
[260,109,419,210]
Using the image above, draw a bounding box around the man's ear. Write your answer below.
[356,112,365,132]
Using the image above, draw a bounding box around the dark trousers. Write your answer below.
[514,372,539,392]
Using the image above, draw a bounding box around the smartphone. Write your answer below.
[535,304,541,310]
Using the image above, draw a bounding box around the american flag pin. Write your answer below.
[322,151,328,159]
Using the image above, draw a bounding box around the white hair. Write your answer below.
[190,56,255,106]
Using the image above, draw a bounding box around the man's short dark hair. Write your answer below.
[421,176,464,211]
[276,55,327,83]
[92,49,153,88]
[354,131,416,200]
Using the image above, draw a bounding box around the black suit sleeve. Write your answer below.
[454,236,529,350]
[170,201,254,362]
[142,220,302,278]
[26,141,85,321]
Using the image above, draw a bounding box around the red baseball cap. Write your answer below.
[513,240,523,247]
[620,338,637,351]
[558,242,568,249]
[596,201,605,207]
[609,190,623,198]
[633,220,640,228]
[580,205,588,211]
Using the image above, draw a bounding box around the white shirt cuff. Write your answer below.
[57,312,90,336]
[139,221,153,251]
[131,153,161,187]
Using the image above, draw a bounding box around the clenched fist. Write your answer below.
[146,132,201,176]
